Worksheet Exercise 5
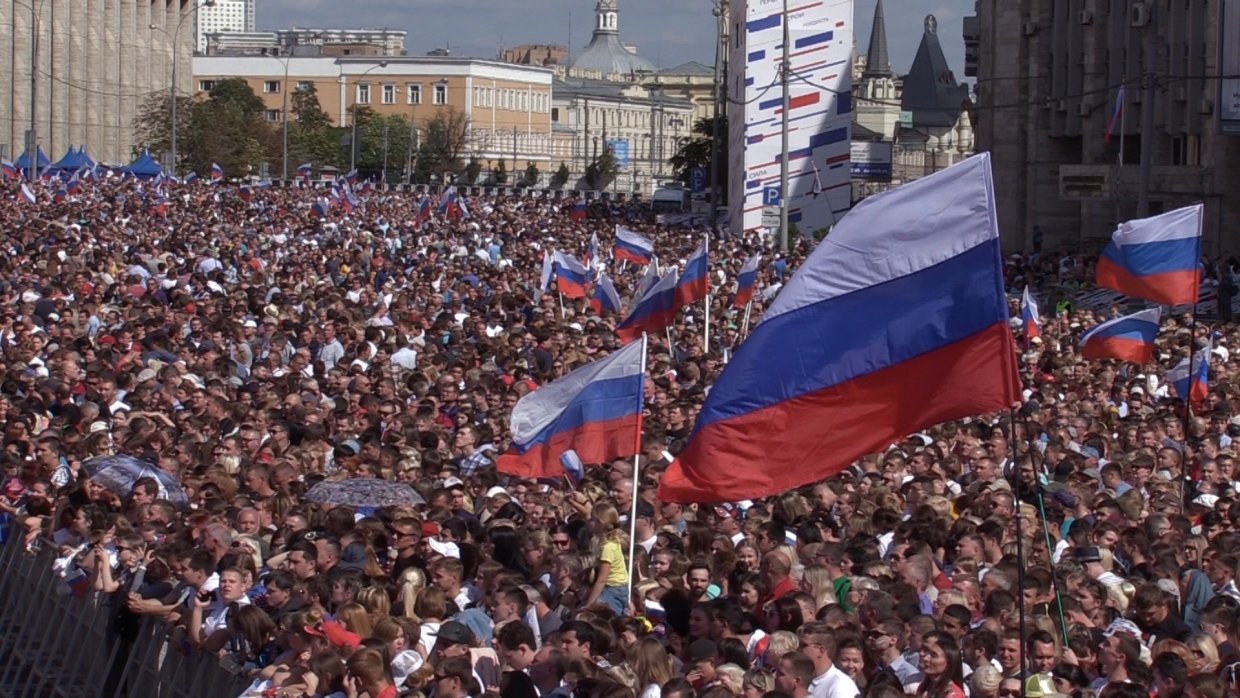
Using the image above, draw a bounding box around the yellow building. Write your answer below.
[192,55,555,172]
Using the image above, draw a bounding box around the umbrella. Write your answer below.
[304,478,425,508]
[81,454,189,509]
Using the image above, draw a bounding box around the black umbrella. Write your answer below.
[81,454,189,509]
[303,478,425,508]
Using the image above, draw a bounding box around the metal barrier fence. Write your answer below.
[0,535,252,698]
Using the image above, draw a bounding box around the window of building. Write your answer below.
[264,80,280,93]
[408,83,422,105]
[382,83,396,104]
[264,109,281,122]
[297,81,312,92]
[357,82,371,104]
[199,80,216,92]
[433,82,447,105]
[552,107,560,122]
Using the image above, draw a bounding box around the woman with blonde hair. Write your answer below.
[586,500,630,615]
[394,567,427,620]
[335,602,372,639]
[1186,633,1219,674]
[801,564,836,612]
[355,585,391,621]
[628,636,673,698]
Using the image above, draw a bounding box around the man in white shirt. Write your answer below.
[798,623,861,698]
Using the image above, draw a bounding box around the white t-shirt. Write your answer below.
[808,664,860,698]
[202,593,251,637]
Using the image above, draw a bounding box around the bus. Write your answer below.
[651,186,689,213]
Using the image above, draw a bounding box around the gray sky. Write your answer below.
[257,0,974,78]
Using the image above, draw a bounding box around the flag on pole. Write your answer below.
[1079,308,1161,364]
[52,186,67,203]
[238,185,253,203]
[810,160,824,198]
[1021,286,1041,344]
[1105,85,1125,144]
[614,225,654,265]
[183,171,199,185]
[415,197,431,226]
[19,183,36,205]
[570,201,588,221]
[311,198,330,218]
[344,169,358,183]
[1095,204,1203,306]
[539,250,555,296]
[297,162,312,180]
[616,269,680,344]
[0,159,17,181]
[210,163,224,182]
[586,232,602,272]
[553,251,590,299]
[497,336,647,478]
[1168,343,1210,403]
[734,254,761,308]
[658,153,1022,503]
[591,272,622,315]
[673,239,709,308]
[65,172,80,195]
[634,256,660,300]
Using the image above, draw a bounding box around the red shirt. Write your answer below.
[769,577,797,602]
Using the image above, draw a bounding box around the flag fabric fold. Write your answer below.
[614,225,654,265]
[591,272,622,315]
[539,250,554,296]
[1079,308,1161,364]
[674,239,710,308]
[210,163,224,182]
[1095,204,1203,306]
[497,337,646,478]
[734,254,761,308]
[1021,286,1041,344]
[658,153,1022,503]
[616,270,680,344]
[1168,343,1210,403]
[553,251,590,299]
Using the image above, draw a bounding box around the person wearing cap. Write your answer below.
[684,638,722,691]
[1076,547,1124,589]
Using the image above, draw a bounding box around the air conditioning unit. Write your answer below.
[1023,22,1038,36]
[1076,103,1091,116]
[1199,99,1214,115]
[1130,3,1151,27]
[1078,11,1093,24]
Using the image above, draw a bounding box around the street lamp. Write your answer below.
[151,0,215,177]
[349,60,389,171]
[268,54,292,181]
[405,78,446,185]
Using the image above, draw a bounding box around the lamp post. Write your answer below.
[152,0,215,177]
[267,54,292,181]
[349,60,389,171]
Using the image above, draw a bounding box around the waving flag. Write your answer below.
[19,183,36,205]
[297,162,312,180]
[570,201,587,221]
[674,239,710,308]
[658,153,1022,503]
[634,257,660,300]
[1168,343,1210,403]
[238,185,253,203]
[150,189,167,217]
[539,250,554,295]
[52,186,67,203]
[553,251,590,299]
[497,336,647,478]
[344,169,358,183]
[415,197,431,226]
[586,232,602,272]
[1,159,17,181]
[456,195,471,219]
[1105,85,1125,144]
[65,172,80,195]
[616,269,680,344]
[1096,204,1203,306]
[311,198,330,218]
[614,225,654,265]
[591,272,622,315]
[1080,308,1161,364]
[1021,286,1041,344]
[258,177,272,189]
[210,163,224,182]
[183,171,199,185]
[734,254,761,308]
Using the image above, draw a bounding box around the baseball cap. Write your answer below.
[435,621,475,646]
[687,639,719,664]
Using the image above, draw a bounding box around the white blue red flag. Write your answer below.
[19,183,36,205]
[312,199,330,218]
[591,272,622,315]
[1080,308,1161,364]
[658,153,1022,503]
[614,225,654,265]
[238,185,253,203]
[539,250,554,296]
[634,256,660,300]
[1096,204,1203,306]
[210,163,224,182]
[0,159,17,181]
[570,201,587,221]
[553,251,590,299]
[497,336,646,478]
[616,269,680,344]
[297,162,312,180]
[1021,286,1041,345]
[1168,342,1210,403]
[415,197,431,226]
[673,239,709,308]
[183,171,199,185]
[734,254,760,308]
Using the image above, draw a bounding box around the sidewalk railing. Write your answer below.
[0,535,252,698]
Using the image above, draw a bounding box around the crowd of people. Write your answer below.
[0,173,1239,698]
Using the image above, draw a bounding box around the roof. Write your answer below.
[553,77,694,109]
[862,0,892,78]
[570,32,654,77]
[659,61,714,76]
[900,15,970,129]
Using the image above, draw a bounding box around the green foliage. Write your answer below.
[133,91,195,167]
[493,159,508,185]
[523,161,540,188]
[585,145,618,190]
[670,115,728,203]
[460,158,482,185]
[550,162,571,189]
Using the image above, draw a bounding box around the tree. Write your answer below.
[670,115,728,203]
[208,78,267,121]
[460,158,482,185]
[286,84,342,171]
[523,161,540,188]
[550,162,571,189]
[493,160,508,185]
[356,114,413,175]
[133,91,195,167]
[585,145,618,190]
[418,107,470,180]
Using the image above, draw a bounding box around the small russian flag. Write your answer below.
[53,187,67,203]
[312,198,330,218]
[297,162,312,179]
[570,201,587,221]
[210,162,224,182]
[19,183,37,205]
[344,169,358,183]
[183,171,199,185]
[1020,286,1041,346]
[0,159,17,181]
[238,185,252,202]
[734,254,761,308]
[590,272,622,315]
[415,197,431,226]
[65,172,80,195]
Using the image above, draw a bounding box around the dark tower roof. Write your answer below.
[900,14,971,129]
[863,0,892,78]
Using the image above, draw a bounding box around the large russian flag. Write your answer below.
[616,270,680,344]
[497,338,646,478]
[614,225,654,265]
[734,254,761,308]
[1021,286,1041,344]
[658,153,1022,503]
[1096,204,1203,306]
[674,240,710,308]
[554,251,590,299]
[1079,308,1160,364]
[1168,344,1210,403]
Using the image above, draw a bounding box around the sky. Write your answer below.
[256,0,975,79]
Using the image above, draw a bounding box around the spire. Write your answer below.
[595,0,619,35]
[863,0,892,78]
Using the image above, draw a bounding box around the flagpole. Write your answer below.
[1019,407,1070,645]
[741,300,753,337]
[626,333,649,606]
[1181,308,1199,512]
[559,292,567,320]
[703,234,711,354]
[1008,409,1028,682]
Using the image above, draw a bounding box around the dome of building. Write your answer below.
[570,0,655,77]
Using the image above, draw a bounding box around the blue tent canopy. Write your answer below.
[51,146,97,172]
[122,150,163,179]
[15,146,50,171]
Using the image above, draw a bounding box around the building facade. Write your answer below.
[194,0,253,54]
[728,0,854,236]
[550,78,695,193]
[0,0,192,165]
[964,0,1240,253]
[206,28,408,57]
[192,55,555,173]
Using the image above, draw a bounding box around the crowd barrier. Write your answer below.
[0,535,252,698]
